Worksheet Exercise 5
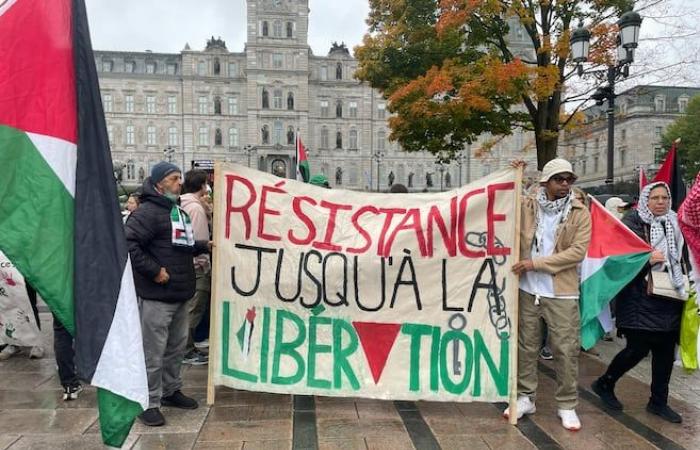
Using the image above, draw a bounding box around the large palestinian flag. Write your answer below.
[0,0,148,447]
[579,198,652,350]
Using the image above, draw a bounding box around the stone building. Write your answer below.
[96,0,537,190]
[559,85,700,189]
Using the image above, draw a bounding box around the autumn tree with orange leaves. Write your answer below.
[355,0,635,169]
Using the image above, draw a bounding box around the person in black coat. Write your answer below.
[592,182,686,424]
[125,161,209,427]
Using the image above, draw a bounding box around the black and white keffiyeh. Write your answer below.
[533,187,572,255]
[638,182,686,295]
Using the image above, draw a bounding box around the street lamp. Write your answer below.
[455,152,467,187]
[163,146,175,163]
[436,161,446,191]
[372,151,385,192]
[571,11,642,192]
[243,144,257,168]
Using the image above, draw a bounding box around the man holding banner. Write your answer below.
[508,159,591,431]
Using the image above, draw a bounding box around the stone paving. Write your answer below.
[0,314,698,449]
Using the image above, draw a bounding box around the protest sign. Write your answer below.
[0,251,42,347]
[209,163,521,407]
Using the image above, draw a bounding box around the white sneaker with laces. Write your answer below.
[0,345,20,361]
[558,409,581,431]
[503,395,536,419]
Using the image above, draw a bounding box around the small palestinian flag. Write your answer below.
[653,139,686,211]
[296,133,310,183]
[237,307,257,357]
[579,198,652,350]
[0,0,148,447]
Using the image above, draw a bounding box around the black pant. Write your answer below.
[604,329,677,406]
[25,283,40,330]
[52,315,78,387]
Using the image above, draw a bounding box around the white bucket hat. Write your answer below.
[539,158,576,183]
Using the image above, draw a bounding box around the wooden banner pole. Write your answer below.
[207,161,224,406]
[508,166,524,425]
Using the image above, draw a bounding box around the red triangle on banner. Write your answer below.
[352,322,402,384]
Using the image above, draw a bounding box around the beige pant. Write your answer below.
[518,290,580,410]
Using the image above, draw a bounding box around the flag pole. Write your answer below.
[207,161,223,406]
[508,165,524,425]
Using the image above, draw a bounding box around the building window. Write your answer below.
[273,121,283,145]
[103,94,113,112]
[215,128,222,146]
[286,22,293,38]
[198,127,209,146]
[349,166,358,185]
[146,62,156,74]
[655,126,663,139]
[287,126,295,145]
[102,60,113,72]
[213,58,221,75]
[336,100,343,118]
[620,148,627,167]
[349,101,358,118]
[655,95,665,112]
[262,21,269,37]
[229,127,239,147]
[198,96,208,115]
[378,103,386,119]
[620,129,626,142]
[582,159,587,175]
[228,97,238,115]
[336,131,343,149]
[320,100,329,117]
[166,63,177,75]
[168,126,178,146]
[320,66,327,81]
[228,62,237,77]
[377,131,386,151]
[125,95,134,113]
[214,97,222,115]
[125,125,135,145]
[107,125,114,145]
[146,96,156,114]
[349,129,358,149]
[167,96,177,114]
[654,145,664,163]
[336,62,343,80]
[126,160,135,180]
[273,90,283,109]
[273,21,282,38]
[261,125,270,144]
[273,53,283,69]
[287,92,294,110]
[198,61,207,76]
[594,155,599,173]
[125,61,135,73]
[594,137,599,152]
[321,127,329,148]
[583,142,587,154]
[679,97,689,113]
[146,126,156,145]
[262,88,269,109]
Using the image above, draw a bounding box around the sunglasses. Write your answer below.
[550,175,577,184]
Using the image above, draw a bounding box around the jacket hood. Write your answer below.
[180,193,202,210]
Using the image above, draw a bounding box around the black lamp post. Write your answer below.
[243,144,256,168]
[571,10,642,192]
[373,151,385,192]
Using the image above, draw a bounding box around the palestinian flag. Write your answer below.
[236,307,257,357]
[653,139,686,211]
[639,166,648,194]
[0,0,148,447]
[296,133,310,182]
[579,198,652,350]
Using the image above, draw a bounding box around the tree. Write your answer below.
[661,95,700,182]
[355,0,640,169]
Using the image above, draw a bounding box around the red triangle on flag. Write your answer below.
[588,197,651,259]
[352,322,401,384]
[653,145,676,185]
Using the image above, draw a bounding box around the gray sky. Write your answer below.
[85,0,369,56]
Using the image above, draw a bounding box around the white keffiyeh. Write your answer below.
[533,187,573,255]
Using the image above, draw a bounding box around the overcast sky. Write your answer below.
[85,0,369,56]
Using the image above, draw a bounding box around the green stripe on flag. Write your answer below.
[237,321,246,351]
[97,388,142,447]
[0,125,75,333]
[299,160,310,183]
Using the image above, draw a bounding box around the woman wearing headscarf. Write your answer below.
[591,182,687,424]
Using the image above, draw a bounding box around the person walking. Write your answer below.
[505,159,592,431]
[125,161,210,427]
[592,182,687,424]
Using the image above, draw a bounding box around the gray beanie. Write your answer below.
[151,161,181,184]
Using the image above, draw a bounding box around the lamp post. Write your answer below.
[436,161,446,191]
[243,144,257,168]
[571,10,642,193]
[456,151,467,187]
[163,146,175,163]
[373,151,385,192]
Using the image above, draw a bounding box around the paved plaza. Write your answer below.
[0,313,698,449]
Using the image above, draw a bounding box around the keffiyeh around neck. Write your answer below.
[638,182,685,295]
[170,205,195,248]
[533,187,572,254]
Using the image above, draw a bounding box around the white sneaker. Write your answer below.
[194,339,209,349]
[29,346,45,359]
[0,345,20,361]
[558,409,581,431]
[503,395,536,419]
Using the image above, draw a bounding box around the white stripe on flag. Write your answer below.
[0,0,19,17]
[26,132,77,198]
[580,256,607,283]
[91,256,148,409]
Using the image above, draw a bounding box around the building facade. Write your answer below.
[96,0,537,190]
[559,85,700,189]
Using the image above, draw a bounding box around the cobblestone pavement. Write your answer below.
[0,314,698,449]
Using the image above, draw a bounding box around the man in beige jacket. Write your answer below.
[180,169,212,365]
[504,159,591,431]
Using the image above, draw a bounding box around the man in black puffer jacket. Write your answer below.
[125,161,209,427]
